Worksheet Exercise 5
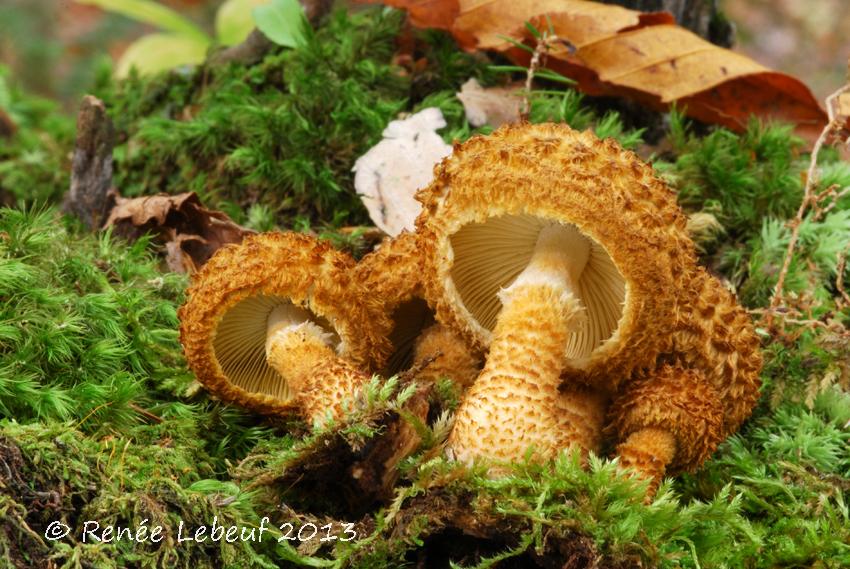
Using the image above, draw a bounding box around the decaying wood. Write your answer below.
[0,108,16,138]
[62,95,115,230]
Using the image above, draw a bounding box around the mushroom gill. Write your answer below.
[449,214,626,362]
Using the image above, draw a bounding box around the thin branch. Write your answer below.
[765,84,850,329]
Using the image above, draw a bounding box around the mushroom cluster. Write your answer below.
[178,122,761,491]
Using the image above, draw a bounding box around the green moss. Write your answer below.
[0,207,189,427]
[97,8,411,228]
[660,115,806,243]
[0,67,74,205]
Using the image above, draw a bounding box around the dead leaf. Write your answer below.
[456,78,523,127]
[105,192,254,273]
[353,108,452,236]
[371,0,827,142]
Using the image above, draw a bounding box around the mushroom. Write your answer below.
[415,123,696,465]
[179,232,391,424]
[610,268,762,490]
[355,231,481,387]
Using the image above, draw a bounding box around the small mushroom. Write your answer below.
[355,231,481,387]
[415,123,696,465]
[179,232,391,424]
[610,268,762,489]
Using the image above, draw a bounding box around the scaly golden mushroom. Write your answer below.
[355,231,481,387]
[610,268,762,490]
[179,232,391,424]
[415,123,696,466]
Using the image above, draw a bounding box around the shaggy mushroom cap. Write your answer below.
[179,232,391,420]
[355,232,481,385]
[416,123,696,388]
[608,268,762,492]
[670,268,763,437]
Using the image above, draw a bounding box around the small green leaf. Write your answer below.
[524,21,542,39]
[215,0,271,46]
[75,0,209,43]
[115,33,210,77]
[252,0,308,49]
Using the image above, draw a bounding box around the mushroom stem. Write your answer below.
[615,428,677,499]
[412,323,481,389]
[266,304,370,425]
[505,223,591,297]
[448,224,602,466]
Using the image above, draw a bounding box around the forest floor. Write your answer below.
[0,5,849,569]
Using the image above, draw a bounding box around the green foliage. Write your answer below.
[253,0,309,49]
[662,115,806,242]
[0,207,190,427]
[0,420,282,569]
[721,209,850,307]
[681,388,850,568]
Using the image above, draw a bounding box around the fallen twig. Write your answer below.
[765,84,850,329]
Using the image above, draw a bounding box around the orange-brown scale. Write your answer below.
[356,232,482,385]
[266,324,371,424]
[412,323,481,388]
[609,269,762,482]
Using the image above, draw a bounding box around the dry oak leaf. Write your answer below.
[105,192,254,273]
[372,0,827,142]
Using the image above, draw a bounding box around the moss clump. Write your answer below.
[662,115,806,243]
[0,67,74,205]
[97,9,411,227]
[0,208,189,427]
[0,421,277,569]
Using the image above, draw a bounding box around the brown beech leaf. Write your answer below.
[371,0,827,142]
[105,192,254,273]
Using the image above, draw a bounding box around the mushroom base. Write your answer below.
[615,428,677,499]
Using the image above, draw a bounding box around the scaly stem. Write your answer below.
[616,428,677,500]
[448,224,604,466]
[265,305,369,425]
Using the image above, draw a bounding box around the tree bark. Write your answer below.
[603,0,733,46]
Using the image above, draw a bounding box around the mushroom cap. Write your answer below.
[354,231,439,375]
[610,364,724,472]
[669,267,762,437]
[179,232,392,417]
[415,123,697,386]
